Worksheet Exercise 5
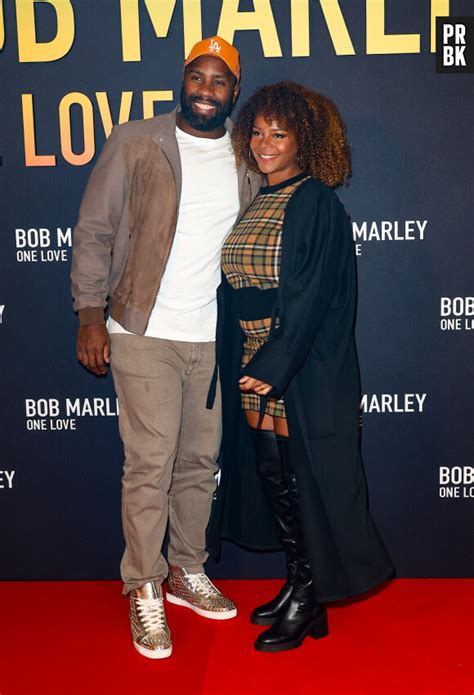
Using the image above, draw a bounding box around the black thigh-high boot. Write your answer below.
[254,435,328,652]
[249,429,298,626]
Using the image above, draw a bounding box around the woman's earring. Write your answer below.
[248,147,255,163]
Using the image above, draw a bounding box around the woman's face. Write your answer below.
[250,114,302,185]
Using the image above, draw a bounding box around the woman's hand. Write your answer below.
[239,376,273,396]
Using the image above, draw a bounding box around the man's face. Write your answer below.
[180,55,239,132]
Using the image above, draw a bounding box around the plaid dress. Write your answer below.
[222,173,310,417]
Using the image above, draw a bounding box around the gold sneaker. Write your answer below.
[129,581,172,659]
[166,566,237,620]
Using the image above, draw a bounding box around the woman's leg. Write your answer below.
[245,410,275,431]
[244,411,289,437]
[254,434,328,652]
[245,410,297,625]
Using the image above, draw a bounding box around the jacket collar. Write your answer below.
[151,106,258,207]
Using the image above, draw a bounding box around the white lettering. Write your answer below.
[352,220,428,243]
[440,297,451,316]
[415,393,427,412]
[455,25,466,44]
[361,393,426,413]
[439,486,460,498]
[352,221,366,241]
[455,45,466,65]
[17,249,38,262]
[50,418,76,430]
[15,227,50,248]
[440,318,461,330]
[443,24,454,42]
[439,467,450,484]
[65,397,119,417]
[405,220,415,240]
[417,220,427,239]
[26,418,47,430]
[439,466,474,485]
[57,226,72,247]
[403,394,414,412]
[25,398,60,417]
[4,471,15,488]
[443,45,454,65]
[0,471,15,489]
[40,249,68,262]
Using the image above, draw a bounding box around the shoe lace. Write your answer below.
[186,573,220,599]
[135,597,167,631]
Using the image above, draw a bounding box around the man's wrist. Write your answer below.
[78,307,106,326]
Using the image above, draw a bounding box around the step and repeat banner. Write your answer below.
[1,1,472,581]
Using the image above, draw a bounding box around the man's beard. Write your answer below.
[179,88,234,132]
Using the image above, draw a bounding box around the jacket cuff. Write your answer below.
[78,307,106,326]
[242,348,290,399]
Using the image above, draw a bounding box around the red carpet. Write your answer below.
[0,579,472,695]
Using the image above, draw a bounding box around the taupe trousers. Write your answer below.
[110,334,221,595]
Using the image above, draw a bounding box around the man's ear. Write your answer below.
[233,82,240,106]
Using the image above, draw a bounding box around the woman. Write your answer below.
[212,82,394,652]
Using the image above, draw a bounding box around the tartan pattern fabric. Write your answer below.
[223,178,308,290]
[222,176,310,418]
[240,319,286,417]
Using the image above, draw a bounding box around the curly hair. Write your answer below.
[232,81,351,188]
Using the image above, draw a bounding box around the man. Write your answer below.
[71,36,260,659]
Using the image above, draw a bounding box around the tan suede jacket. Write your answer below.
[71,108,261,335]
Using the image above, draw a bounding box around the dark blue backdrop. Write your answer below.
[0,0,472,581]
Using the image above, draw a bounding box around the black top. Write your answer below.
[258,171,309,195]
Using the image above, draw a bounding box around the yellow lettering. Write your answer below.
[16,0,75,63]
[96,92,134,138]
[59,92,95,166]
[182,0,202,56]
[143,90,173,119]
[431,0,450,52]
[367,0,420,54]
[21,94,56,166]
[319,0,355,55]
[121,0,202,60]
[0,0,5,50]
[291,0,309,57]
[217,0,281,58]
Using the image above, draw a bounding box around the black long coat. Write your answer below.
[208,178,394,603]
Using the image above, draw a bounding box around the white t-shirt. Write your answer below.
[109,126,240,341]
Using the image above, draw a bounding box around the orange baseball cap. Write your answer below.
[185,36,240,82]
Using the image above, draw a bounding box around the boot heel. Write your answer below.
[309,612,329,639]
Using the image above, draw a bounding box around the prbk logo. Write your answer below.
[15,227,72,263]
[24,397,119,432]
[352,220,427,256]
[0,305,5,324]
[0,471,15,490]
[439,466,473,500]
[361,393,426,414]
[436,17,473,74]
[440,297,474,331]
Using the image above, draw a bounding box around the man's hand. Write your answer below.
[76,325,111,376]
[239,375,273,396]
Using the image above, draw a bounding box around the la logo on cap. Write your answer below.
[208,39,222,54]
